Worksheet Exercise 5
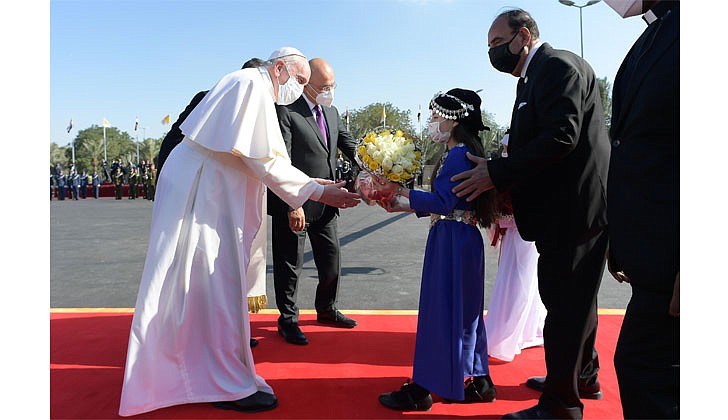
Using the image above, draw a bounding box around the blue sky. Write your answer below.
[49,0,651,145]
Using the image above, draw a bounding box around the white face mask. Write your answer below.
[277,63,304,105]
[603,0,644,18]
[428,120,451,144]
[316,89,334,107]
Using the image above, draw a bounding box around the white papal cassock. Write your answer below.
[119,67,323,417]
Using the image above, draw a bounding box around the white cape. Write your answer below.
[119,68,319,417]
[485,217,546,362]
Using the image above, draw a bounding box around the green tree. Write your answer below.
[50,143,68,168]
[598,76,613,130]
[140,137,163,165]
[71,125,137,170]
[80,135,104,173]
[343,102,418,142]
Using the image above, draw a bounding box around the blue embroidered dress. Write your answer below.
[407,144,490,401]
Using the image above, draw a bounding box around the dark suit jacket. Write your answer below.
[156,90,208,175]
[608,3,679,293]
[268,96,358,222]
[488,43,610,244]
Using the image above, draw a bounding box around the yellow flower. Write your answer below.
[395,130,404,138]
[389,173,401,182]
[369,161,380,171]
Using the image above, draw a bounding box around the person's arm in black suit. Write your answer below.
[276,105,296,214]
[156,90,208,174]
[275,104,306,231]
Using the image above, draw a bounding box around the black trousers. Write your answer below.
[615,286,679,419]
[272,206,341,325]
[535,228,608,419]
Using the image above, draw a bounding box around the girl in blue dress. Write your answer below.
[378,89,498,411]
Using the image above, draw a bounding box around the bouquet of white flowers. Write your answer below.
[354,128,422,204]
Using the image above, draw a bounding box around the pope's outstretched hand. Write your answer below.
[317,180,361,208]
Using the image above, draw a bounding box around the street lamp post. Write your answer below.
[558,0,601,58]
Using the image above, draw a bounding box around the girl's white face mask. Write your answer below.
[428,120,451,144]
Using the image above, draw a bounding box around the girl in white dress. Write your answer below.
[484,134,546,362]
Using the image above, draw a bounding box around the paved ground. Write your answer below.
[50,195,631,310]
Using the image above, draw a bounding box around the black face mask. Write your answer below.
[488,30,523,74]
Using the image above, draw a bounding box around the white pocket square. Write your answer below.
[518,102,527,109]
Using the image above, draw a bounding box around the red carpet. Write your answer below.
[51,310,625,419]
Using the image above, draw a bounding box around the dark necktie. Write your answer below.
[314,105,328,148]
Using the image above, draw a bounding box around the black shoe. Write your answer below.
[444,375,496,403]
[250,338,259,348]
[378,380,432,411]
[502,404,556,419]
[277,322,308,345]
[525,375,602,400]
[212,391,278,413]
[317,310,357,328]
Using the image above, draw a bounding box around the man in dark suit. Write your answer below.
[156,58,267,176]
[269,58,359,345]
[603,1,679,417]
[451,9,610,419]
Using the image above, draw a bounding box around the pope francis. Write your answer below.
[118,47,361,416]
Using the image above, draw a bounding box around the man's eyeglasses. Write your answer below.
[310,83,337,94]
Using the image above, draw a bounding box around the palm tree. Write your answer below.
[141,138,162,164]
[82,136,104,173]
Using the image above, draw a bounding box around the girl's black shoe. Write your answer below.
[378,380,433,411]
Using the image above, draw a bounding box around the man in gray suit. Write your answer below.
[269,58,359,345]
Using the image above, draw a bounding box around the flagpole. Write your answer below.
[68,118,75,165]
[135,117,140,165]
[103,125,107,162]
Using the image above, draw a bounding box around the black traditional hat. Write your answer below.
[429,88,490,136]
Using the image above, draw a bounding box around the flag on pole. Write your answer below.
[417,105,421,123]
[66,118,73,133]
[161,114,171,125]
[103,117,110,127]
[134,116,139,131]
[345,108,349,125]
[380,106,386,125]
